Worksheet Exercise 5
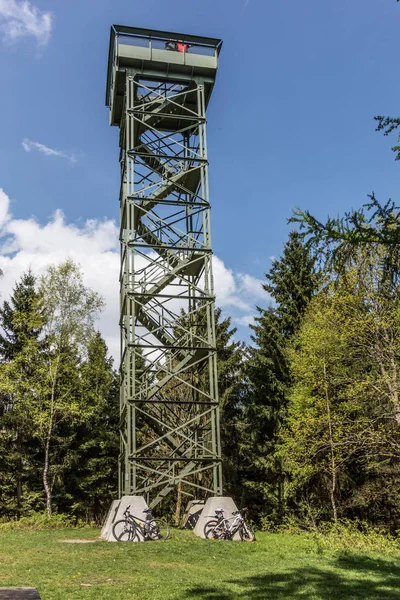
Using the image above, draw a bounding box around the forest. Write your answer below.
[2,149,400,534]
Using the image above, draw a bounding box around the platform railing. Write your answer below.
[106,25,222,107]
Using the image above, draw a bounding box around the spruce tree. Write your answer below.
[60,333,119,523]
[243,231,319,524]
[0,270,42,360]
[215,308,246,500]
[0,270,45,518]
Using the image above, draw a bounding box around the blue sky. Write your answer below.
[0,0,399,359]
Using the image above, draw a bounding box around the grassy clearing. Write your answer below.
[0,528,399,599]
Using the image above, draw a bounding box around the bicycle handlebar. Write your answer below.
[209,507,249,517]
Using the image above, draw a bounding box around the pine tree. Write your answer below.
[243,231,319,524]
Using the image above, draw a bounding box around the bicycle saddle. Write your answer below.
[215,508,224,513]
[143,508,152,513]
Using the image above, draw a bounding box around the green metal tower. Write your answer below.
[106,26,223,508]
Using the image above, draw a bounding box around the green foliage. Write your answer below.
[280,248,400,530]
[242,231,319,523]
[260,515,400,555]
[0,270,45,519]
[214,308,246,497]
[0,512,89,531]
[0,269,43,360]
[375,115,400,160]
[60,333,119,523]
[0,262,117,522]
[291,194,400,283]
[313,519,400,556]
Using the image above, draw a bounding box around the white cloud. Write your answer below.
[0,190,119,360]
[233,314,255,327]
[22,139,77,164]
[213,257,251,311]
[0,189,271,362]
[237,273,266,302]
[0,189,10,228]
[0,0,52,46]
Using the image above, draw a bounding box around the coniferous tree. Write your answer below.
[0,270,42,359]
[242,231,319,524]
[0,271,45,518]
[215,308,246,500]
[60,333,119,523]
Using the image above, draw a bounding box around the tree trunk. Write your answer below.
[323,361,338,523]
[389,352,400,426]
[43,380,56,518]
[175,480,182,526]
[16,429,22,520]
[375,326,400,425]
[43,427,52,517]
[277,456,285,523]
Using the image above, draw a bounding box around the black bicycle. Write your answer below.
[112,506,170,542]
[204,507,255,542]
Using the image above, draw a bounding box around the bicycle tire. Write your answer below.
[239,522,255,542]
[112,518,139,542]
[204,519,223,540]
[148,518,170,541]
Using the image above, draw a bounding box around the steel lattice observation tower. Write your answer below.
[106,26,223,509]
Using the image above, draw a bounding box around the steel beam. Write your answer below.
[107,28,223,508]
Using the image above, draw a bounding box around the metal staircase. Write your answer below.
[107,26,223,506]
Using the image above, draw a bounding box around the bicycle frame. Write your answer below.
[124,510,154,540]
[208,511,244,538]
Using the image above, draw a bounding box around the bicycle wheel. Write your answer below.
[112,519,139,542]
[239,522,255,542]
[148,519,170,541]
[204,519,223,540]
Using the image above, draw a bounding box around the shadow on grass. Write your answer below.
[181,554,400,599]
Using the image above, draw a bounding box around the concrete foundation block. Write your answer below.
[182,500,205,529]
[101,499,120,539]
[103,496,149,542]
[193,496,240,540]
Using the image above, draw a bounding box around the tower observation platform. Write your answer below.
[106,25,223,509]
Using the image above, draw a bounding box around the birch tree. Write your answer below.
[34,260,104,516]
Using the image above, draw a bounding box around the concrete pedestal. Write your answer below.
[101,499,120,539]
[193,496,241,540]
[101,496,149,542]
[182,500,205,529]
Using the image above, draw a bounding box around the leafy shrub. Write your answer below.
[261,514,400,555]
[313,519,400,555]
[0,512,90,531]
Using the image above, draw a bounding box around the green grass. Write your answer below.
[0,528,400,599]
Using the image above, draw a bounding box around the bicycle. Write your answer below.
[203,507,255,542]
[112,505,170,542]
